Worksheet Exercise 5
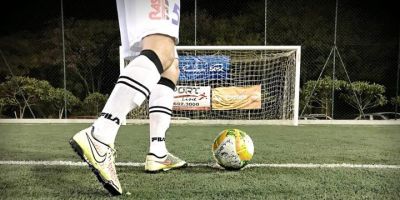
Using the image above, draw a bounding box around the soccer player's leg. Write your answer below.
[145,58,187,172]
[70,47,165,195]
[69,48,164,195]
[69,0,182,195]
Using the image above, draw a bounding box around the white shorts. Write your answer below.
[117,0,180,59]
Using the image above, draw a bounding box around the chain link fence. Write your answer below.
[0,0,398,119]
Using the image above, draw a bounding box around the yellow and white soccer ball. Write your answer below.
[212,128,254,170]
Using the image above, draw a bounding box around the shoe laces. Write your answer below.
[167,153,180,162]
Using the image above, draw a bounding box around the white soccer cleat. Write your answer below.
[69,127,122,195]
[145,153,188,173]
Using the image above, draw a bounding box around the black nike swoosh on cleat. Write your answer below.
[86,132,107,163]
[147,153,167,159]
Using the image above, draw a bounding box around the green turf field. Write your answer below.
[0,124,399,199]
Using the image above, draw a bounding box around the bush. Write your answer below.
[340,81,387,116]
[82,92,108,116]
[0,76,81,118]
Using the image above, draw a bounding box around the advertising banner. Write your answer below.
[173,86,211,111]
[178,55,230,81]
[212,85,262,110]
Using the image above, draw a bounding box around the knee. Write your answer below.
[162,59,180,84]
[141,34,176,72]
[160,53,176,71]
[170,59,180,83]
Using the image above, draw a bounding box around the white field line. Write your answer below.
[0,160,399,169]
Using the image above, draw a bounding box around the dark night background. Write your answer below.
[2,0,397,36]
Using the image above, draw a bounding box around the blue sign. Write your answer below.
[178,55,230,81]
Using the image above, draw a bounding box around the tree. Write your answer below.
[340,81,387,116]
[0,98,10,116]
[0,76,52,118]
[0,19,120,99]
[82,92,108,116]
[45,88,81,119]
[390,96,400,107]
[59,19,119,97]
[301,76,346,116]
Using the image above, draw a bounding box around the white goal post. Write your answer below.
[121,46,301,126]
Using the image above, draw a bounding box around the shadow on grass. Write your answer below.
[30,166,113,199]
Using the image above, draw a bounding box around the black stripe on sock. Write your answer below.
[117,81,148,98]
[149,106,172,112]
[157,77,176,90]
[149,110,173,116]
[119,76,150,95]
[140,49,163,74]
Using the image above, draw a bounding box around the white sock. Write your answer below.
[148,77,175,156]
[93,50,163,145]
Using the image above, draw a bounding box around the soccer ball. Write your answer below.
[212,128,254,170]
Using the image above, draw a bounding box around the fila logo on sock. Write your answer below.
[151,137,165,142]
[100,112,120,125]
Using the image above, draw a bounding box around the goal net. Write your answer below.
[125,46,301,125]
